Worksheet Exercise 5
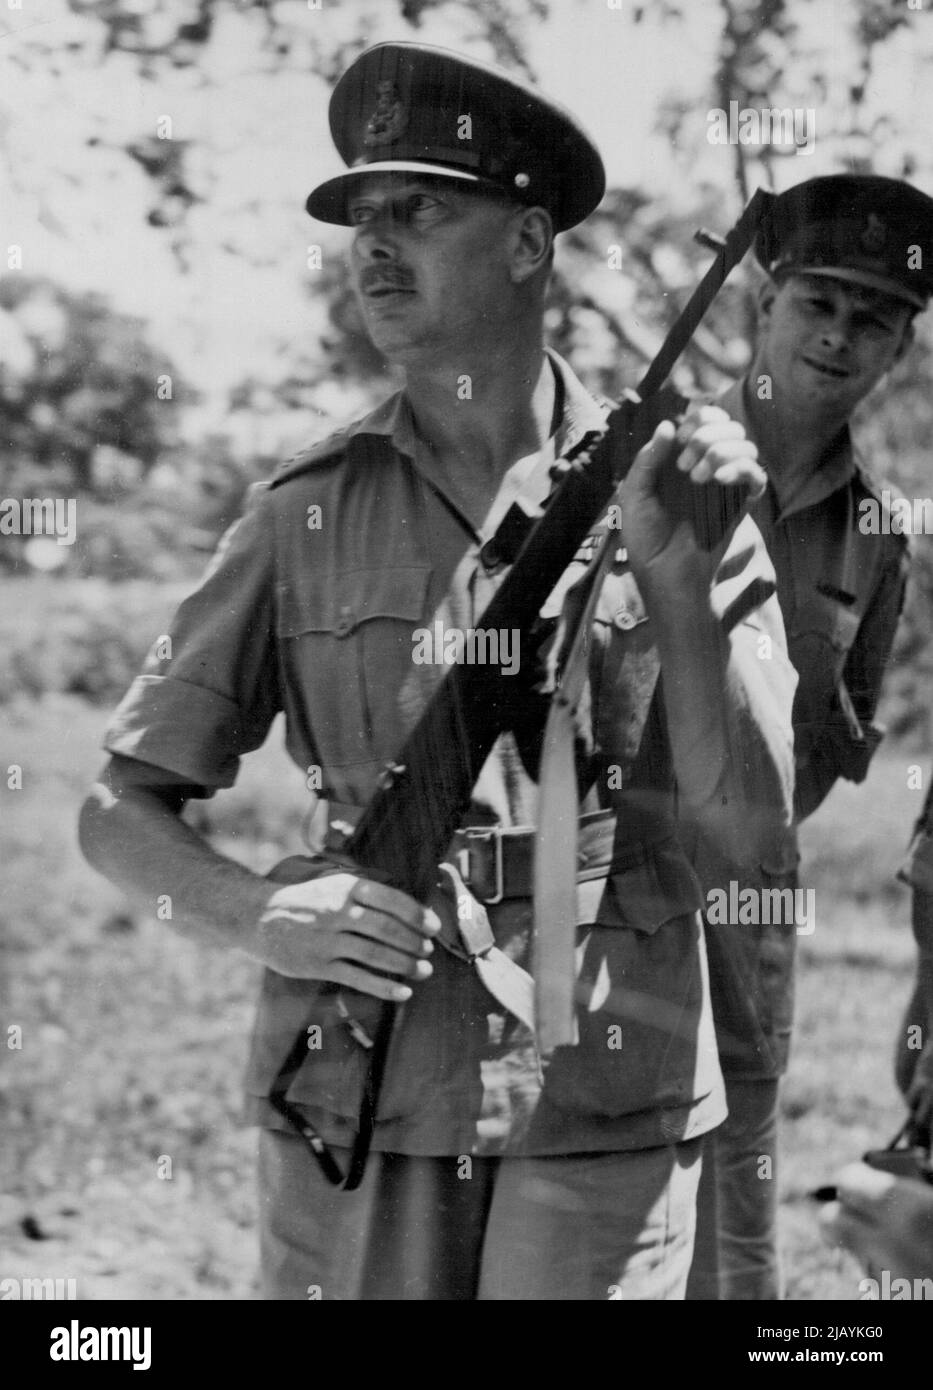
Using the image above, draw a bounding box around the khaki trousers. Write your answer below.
[259,1131,703,1301]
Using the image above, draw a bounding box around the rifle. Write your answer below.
[269,185,776,1189]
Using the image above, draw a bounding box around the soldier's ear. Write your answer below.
[509,205,553,285]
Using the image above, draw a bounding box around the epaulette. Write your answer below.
[268,431,351,489]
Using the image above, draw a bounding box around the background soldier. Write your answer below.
[79,42,794,1300]
[688,174,933,1301]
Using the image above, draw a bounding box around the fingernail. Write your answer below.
[416,960,433,978]
[394,985,412,1001]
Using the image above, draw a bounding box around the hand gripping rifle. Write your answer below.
[269,186,776,1190]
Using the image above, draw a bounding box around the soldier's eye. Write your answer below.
[858,316,895,335]
[349,204,378,224]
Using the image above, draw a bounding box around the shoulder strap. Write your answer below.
[269,432,352,489]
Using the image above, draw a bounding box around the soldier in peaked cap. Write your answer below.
[686,173,933,1303]
[80,42,796,1300]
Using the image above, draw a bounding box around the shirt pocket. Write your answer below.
[542,915,709,1120]
[276,566,432,770]
[596,840,703,935]
[542,844,708,1119]
[244,947,492,1127]
[788,590,863,746]
[790,590,861,658]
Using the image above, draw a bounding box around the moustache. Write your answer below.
[359,264,415,293]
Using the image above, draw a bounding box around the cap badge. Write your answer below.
[363,81,408,147]
[860,212,887,255]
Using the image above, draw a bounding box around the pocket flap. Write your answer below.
[792,591,861,651]
[595,840,703,934]
[276,567,431,637]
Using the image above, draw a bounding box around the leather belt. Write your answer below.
[320,801,617,905]
[450,807,617,903]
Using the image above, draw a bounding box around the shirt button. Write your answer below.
[333,606,355,637]
[614,609,638,631]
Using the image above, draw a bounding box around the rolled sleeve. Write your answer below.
[103,484,281,792]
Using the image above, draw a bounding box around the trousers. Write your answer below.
[258,1130,703,1300]
[686,1076,782,1300]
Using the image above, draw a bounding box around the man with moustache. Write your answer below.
[688,174,933,1301]
[78,42,795,1300]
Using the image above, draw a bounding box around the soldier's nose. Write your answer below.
[355,221,399,261]
[818,321,848,352]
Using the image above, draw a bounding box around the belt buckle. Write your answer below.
[459,826,505,904]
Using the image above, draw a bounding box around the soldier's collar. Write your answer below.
[546,347,611,455]
[342,348,608,464]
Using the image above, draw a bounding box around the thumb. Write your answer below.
[629,418,679,497]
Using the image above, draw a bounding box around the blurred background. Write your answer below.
[2,0,932,1299]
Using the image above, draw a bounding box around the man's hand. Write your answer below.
[621,405,766,581]
[819,1161,933,1282]
[258,872,441,1001]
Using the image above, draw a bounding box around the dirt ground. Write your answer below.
[0,695,922,1299]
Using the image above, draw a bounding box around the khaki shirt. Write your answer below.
[104,352,795,1155]
[695,375,909,1079]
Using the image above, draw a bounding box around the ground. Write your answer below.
[0,694,924,1300]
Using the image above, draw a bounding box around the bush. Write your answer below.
[0,577,193,706]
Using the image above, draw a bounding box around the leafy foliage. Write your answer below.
[1,276,186,497]
[3,1,933,733]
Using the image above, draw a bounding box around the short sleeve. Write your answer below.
[710,513,798,865]
[103,483,280,792]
